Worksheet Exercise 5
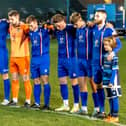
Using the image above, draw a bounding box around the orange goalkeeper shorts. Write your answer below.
[10,56,30,75]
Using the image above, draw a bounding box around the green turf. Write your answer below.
[0,38,126,126]
[0,105,116,126]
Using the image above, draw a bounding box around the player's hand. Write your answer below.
[108,83,113,87]
[87,21,95,27]
[107,51,114,61]
[106,22,113,28]
[48,24,55,31]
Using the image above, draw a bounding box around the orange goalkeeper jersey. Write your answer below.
[9,23,30,57]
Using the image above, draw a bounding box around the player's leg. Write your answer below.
[87,60,99,113]
[0,50,10,105]
[1,73,10,105]
[9,57,20,106]
[33,78,41,107]
[9,72,20,107]
[40,54,51,110]
[55,59,70,112]
[30,57,41,109]
[22,74,32,107]
[78,60,88,114]
[41,75,51,110]
[31,78,41,110]
[89,77,100,115]
[78,77,88,114]
[20,57,32,107]
[70,78,80,113]
[69,58,79,113]
[55,76,70,111]
[92,65,105,118]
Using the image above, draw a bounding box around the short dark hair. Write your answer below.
[51,14,65,24]
[26,15,37,24]
[70,12,82,24]
[96,9,107,14]
[8,10,19,17]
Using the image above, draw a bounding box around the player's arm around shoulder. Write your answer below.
[105,27,122,61]
[20,22,30,34]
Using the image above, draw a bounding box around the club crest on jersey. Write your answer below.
[79,35,84,42]
[17,28,20,32]
[33,39,38,45]
[60,37,64,44]
[95,40,99,47]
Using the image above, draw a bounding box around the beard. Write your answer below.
[12,23,17,27]
[11,21,20,27]
[94,19,103,25]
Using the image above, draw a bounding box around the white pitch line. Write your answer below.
[42,110,126,126]
[1,105,125,126]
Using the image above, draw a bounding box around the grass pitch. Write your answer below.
[0,38,126,126]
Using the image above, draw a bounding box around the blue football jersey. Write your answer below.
[29,27,50,57]
[0,20,9,48]
[92,25,121,66]
[55,24,76,59]
[76,26,93,60]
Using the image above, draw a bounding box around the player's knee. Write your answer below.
[89,78,93,84]
[71,78,78,85]
[12,73,19,80]
[79,81,87,91]
[2,73,9,80]
[41,75,49,84]
[80,85,87,92]
[59,77,67,84]
[22,75,30,82]
[34,78,41,84]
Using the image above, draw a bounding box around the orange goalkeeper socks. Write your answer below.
[12,80,19,100]
[24,80,32,100]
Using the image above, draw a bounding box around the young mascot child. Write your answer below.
[103,36,122,123]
